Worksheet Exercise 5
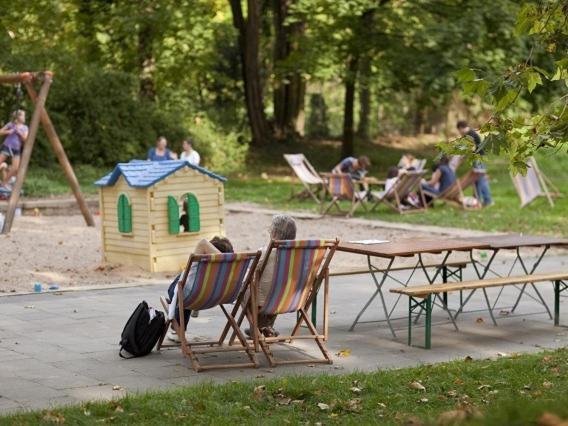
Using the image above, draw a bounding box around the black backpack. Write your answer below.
[119,301,165,358]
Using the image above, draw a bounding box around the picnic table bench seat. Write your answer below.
[329,260,470,277]
[391,272,568,349]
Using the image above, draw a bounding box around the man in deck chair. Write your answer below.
[165,237,234,343]
[421,156,457,205]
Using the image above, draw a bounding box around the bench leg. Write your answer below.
[555,280,560,326]
[408,295,432,349]
[442,266,448,306]
[425,295,432,349]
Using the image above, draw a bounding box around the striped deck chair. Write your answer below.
[284,154,325,205]
[423,170,482,210]
[250,239,338,367]
[157,251,261,372]
[398,155,427,171]
[449,155,464,172]
[371,171,427,214]
[321,173,366,217]
[511,157,561,208]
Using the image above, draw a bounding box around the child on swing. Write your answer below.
[0,110,28,190]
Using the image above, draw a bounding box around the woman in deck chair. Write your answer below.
[245,214,297,338]
[166,237,234,343]
[421,156,456,204]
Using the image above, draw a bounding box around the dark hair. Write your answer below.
[183,138,194,147]
[386,166,399,179]
[456,120,468,129]
[439,155,450,166]
[358,155,371,169]
[209,236,234,253]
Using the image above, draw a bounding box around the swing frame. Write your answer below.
[0,71,94,233]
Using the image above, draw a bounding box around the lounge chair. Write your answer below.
[511,157,562,208]
[371,171,427,214]
[398,155,427,171]
[449,155,464,171]
[422,170,482,210]
[283,154,325,205]
[157,251,261,372]
[249,239,338,367]
[321,173,367,217]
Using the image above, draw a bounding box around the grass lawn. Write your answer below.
[2,349,568,425]
[22,138,566,235]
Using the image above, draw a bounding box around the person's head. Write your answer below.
[209,236,234,253]
[156,136,167,149]
[357,155,371,170]
[269,214,296,240]
[12,110,25,124]
[182,138,194,152]
[456,120,470,136]
[387,166,399,179]
[439,155,450,166]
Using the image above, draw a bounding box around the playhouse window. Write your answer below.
[168,193,200,235]
[117,194,132,233]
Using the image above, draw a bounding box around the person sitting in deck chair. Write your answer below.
[421,156,456,205]
[166,236,234,343]
[245,214,297,339]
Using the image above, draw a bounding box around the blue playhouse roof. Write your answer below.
[94,160,227,188]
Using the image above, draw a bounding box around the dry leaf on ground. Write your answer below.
[317,402,330,411]
[350,386,362,394]
[409,381,426,391]
[437,409,468,425]
[254,385,266,398]
[543,381,554,389]
[336,349,352,358]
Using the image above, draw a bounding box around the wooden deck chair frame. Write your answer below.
[321,173,366,217]
[246,239,338,367]
[283,154,325,205]
[371,171,427,215]
[422,170,482,210]
[157,251,262,372]
[511,157,563,208]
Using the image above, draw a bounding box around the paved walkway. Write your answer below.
[0,255,567,414]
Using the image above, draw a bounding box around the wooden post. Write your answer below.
[25,82,95,227]
[1,75,51,234]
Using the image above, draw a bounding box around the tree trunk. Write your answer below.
[272,0,305,140]
[229,0,272,146]
[356,55,371,141]
[138,4,156,101]
[342,56,359,158]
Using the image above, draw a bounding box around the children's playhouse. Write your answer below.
[95,160,226,272]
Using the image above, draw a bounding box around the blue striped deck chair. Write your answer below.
[322,173,366,217]
[250,239,338,367]
[158,251,261,372]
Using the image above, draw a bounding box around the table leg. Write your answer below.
[511,246,552,318]
[554,280,567,326]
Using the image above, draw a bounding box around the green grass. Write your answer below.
[3,349,568,425]
[20,139,567,235]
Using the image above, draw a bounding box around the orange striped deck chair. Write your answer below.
[321,173,366,217]
[371,171,427,214]
[250,239,338,367]
[158,251,261,372]
[284,154,325,205]
[423,170,482,210]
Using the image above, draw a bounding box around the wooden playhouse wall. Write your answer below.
[149,167,225,272]
[99,176,151,270]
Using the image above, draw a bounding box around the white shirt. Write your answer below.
[180,150,200,166]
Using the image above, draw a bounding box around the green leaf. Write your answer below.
[454,68,476,83]
[463,79,490,97]
[526,70,542,93]
[496,89,517,112]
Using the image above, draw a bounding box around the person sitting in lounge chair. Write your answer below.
[421,156,456,204]
[166,236,234,342]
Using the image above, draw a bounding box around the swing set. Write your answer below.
[0,71,94,233]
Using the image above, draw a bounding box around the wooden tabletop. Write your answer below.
[457,234,568,250]
[320,173,385,186]
[338,238,491,259]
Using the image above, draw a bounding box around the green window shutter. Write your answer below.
[117,194,132,233]
[187,193,200,232]
[167,195,180,234]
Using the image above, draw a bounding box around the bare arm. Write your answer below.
[426,169,441,186]
[332,163,342,173]
[15,126,28,142]
[0,124,13,136]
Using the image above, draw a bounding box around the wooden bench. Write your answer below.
[391,272,568,349]
[330,260,470,278]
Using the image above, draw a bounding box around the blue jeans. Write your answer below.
[168,275,191,329]
[473,161,493,205]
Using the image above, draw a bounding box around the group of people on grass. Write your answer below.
[147,136,201,166]
[166,214,296,342]
[330,120,493,208]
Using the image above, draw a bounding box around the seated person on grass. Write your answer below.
[246,214,297,339]
[420,156,456,204]
[166,236,234,343]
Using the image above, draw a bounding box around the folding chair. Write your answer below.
[398,155,427,171]
[449,155,464,172]
[321,173,366,217]
[283,154,325,205]
[423,170,482,210]
[511,157,562,208]
[250,239,338,367]
[371,171,427,214]
[157,251,261,372]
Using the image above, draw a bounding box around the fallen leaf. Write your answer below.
[336,349,351,358]
[497,352,508,357]
[377,402,387,408]
[254,385,266,398]
[317,402,330,411]
[24,305,34,309]
[477,384,492,390]
[112,385,122,391]
[42,412,65,423]
[409,381,426,391]
[543,381,554,389]
[276,397,291,406]
[476,317,484,324]
[437,409,468,425]
[447,390,458,397]
[350,386,362,394]
[418,397,429,403]
[454,378,464,385]
[542,356,553,363]
[114,405,124,413]
[291,400,304,405]
[346,398,362,412]
[464,355,473,362]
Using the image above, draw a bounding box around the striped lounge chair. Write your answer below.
[284,154,325,205]
[250,239,338,367]
[371,170,427,214]
[422,170,482,210]
[158,251,261,372]
[321,173,366,217]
